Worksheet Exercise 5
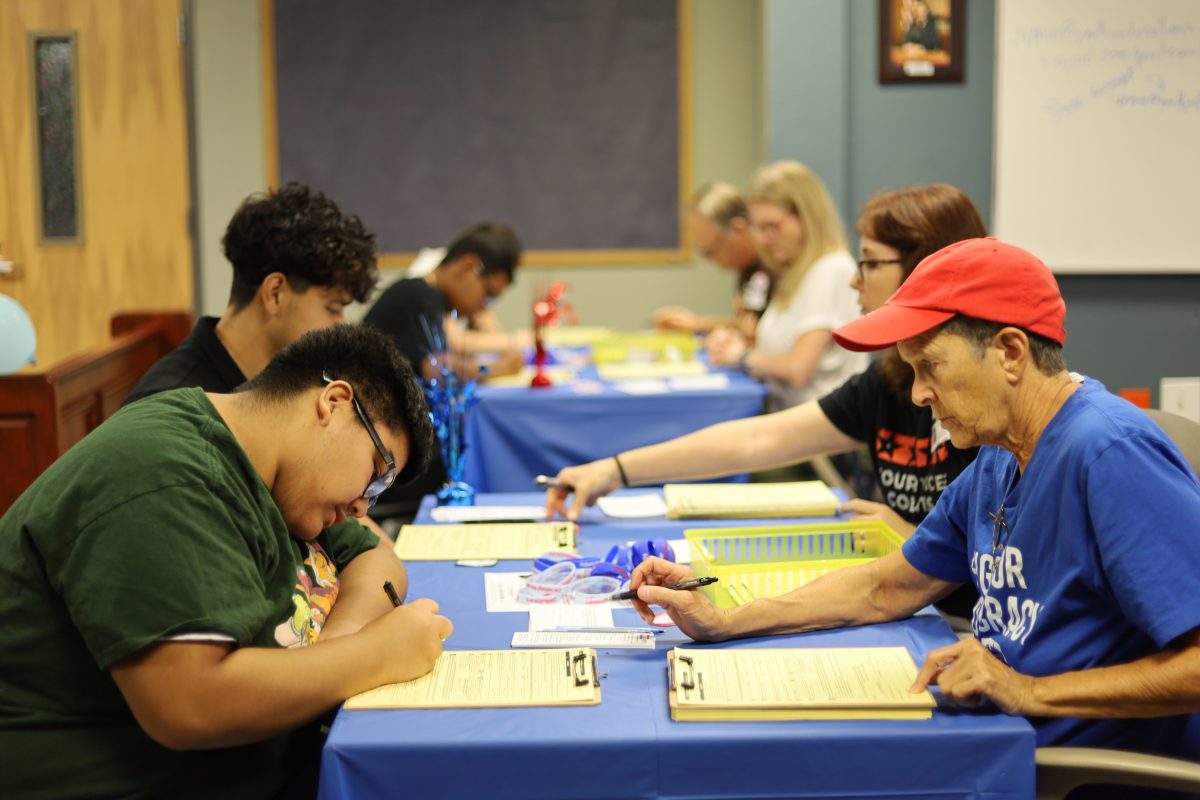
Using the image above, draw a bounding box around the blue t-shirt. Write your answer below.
[903,378,1200,756]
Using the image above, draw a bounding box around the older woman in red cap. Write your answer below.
[622,237,1200,760]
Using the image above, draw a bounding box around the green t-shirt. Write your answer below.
[0,388,378,798]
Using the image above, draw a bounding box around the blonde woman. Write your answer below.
[706,161,867,411]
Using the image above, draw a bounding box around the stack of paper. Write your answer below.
[393,522,576,560]
[663,481,839,519]
[667,646,934,721]
[345,649,601,709]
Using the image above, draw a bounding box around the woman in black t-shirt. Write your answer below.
[547,184,987,540]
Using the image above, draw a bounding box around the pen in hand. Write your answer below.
[383,581,404,608]
[534,475,564,489]
[610,576,717,602]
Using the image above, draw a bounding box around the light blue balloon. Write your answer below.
[0,293,37,374]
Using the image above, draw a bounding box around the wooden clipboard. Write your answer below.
[667,648,934,722]
[345,649,601,710]
[392,521,577,560]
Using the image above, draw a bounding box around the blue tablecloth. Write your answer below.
[320,498,1036,799]
[463,367,766,492]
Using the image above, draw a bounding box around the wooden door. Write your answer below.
[0,0,192,369]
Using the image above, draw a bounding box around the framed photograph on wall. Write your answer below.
[878,0,964,83]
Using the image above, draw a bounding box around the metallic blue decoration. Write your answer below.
[420,313,481,506]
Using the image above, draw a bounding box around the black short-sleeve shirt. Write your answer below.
[362,278,451,511]
[361,278,449,373]
[819,361,979,524]
[819,361,980,617]
[123,317,246,406]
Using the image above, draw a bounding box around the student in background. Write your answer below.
[547,184,987,622]
[362,225,522,519]
[705,161,867,412]
[653,181,773,340]
[623,239,1200,762]
[400,221,528,368]
[0,325,453,798]
[125,182,377,405]
[125,182,394,543]
[367,223,523,382]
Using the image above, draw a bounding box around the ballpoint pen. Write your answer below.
[534,475,562,488]
[610,576,717,602]
[383,580,404,607]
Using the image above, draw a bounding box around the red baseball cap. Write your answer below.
[833,237,1067,352]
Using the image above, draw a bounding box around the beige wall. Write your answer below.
[191,0,267,317]
[190,0,763,329]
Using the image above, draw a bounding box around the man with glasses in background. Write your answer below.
[0,325,453,799]
[653,181,773,338]
[363,221,523,383]
[625,238,1200,760]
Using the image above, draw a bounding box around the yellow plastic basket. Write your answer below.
[591,332,698,364]
[684,521,905,608]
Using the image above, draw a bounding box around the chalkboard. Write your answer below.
[993,0,1200,273]
[265,0,688,266]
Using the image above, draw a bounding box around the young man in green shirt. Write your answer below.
[0,325,452,798]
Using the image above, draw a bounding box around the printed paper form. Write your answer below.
[513,631,655,649]
[664,481,839,518]
[344,649,599,709]
[393,522,575,560]
[484,572,530,612]
[528,605,614,631]
[671,647,934,710]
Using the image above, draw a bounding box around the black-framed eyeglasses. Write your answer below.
[322,373,396,508]
[472,262,504,301]
[855,258,904,281]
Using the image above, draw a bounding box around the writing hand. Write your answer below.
[364,597,454,685]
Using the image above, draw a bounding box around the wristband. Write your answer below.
[613,454,630,487]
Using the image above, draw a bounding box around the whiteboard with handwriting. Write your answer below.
[994,0,1200,272]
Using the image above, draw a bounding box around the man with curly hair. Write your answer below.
[125,182,379,405]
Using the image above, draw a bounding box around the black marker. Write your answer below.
[383,580,404,607]
[610,576,717,602]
